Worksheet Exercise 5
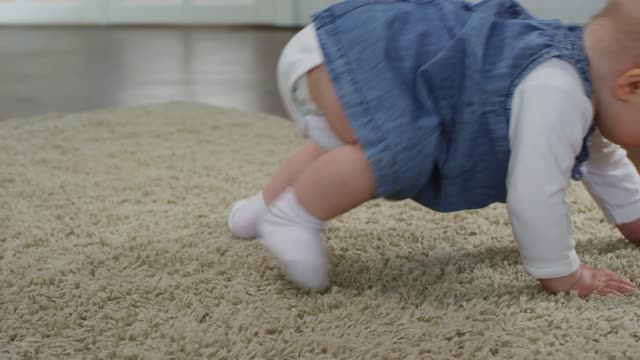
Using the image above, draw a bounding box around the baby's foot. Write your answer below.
[228,192,267,239]
[258,188,330,291]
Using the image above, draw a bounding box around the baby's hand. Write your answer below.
[569,265,638,298]
[539,265,638,298]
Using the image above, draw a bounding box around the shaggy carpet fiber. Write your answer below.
[1,102,640,359]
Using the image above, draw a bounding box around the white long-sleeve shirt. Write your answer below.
[508,58,640,279]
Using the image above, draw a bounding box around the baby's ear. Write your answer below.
[614,68,640,103]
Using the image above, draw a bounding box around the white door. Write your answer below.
[106,0,278,25]
[0,0,104,24]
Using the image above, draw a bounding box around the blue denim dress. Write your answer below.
[312,0,593,212]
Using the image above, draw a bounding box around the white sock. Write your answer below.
[258,188,330,291]
[228,192,267,239]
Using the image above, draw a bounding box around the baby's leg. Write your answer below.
[228,141,325,239]
[229,24,330,240]
[263,142,326,204]
[262,65,359,210]
[259,65,375,291]
[295,65,370,219]
[227,66,343,239]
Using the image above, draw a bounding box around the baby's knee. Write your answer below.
[618,219,640,246]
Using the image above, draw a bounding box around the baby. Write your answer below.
[229,0,640,298]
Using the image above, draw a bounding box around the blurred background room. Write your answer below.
[0,0,608,120]
[8,2,640,359]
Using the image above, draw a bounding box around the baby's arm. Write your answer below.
[507,59,637,297]
[582,132,640,245]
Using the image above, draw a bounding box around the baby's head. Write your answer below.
[586,0,640,146]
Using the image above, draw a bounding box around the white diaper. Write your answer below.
[277,24,344,151]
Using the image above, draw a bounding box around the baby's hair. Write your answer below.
[591,0,640,61]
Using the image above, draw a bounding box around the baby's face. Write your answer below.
[593,65,640,147]
[587,28,640,146]
[596,97,640,147]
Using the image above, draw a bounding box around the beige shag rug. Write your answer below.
[2,102,640,359]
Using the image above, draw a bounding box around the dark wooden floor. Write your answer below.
[0,26,298,120]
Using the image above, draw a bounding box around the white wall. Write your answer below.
[0,0,282,25]
[0,0,610,26]
[519,0,607,23]
[295,0,609,25]
[296,1,337,24]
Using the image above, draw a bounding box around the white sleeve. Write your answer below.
[582,132,640,225]
[507,59,593,279]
